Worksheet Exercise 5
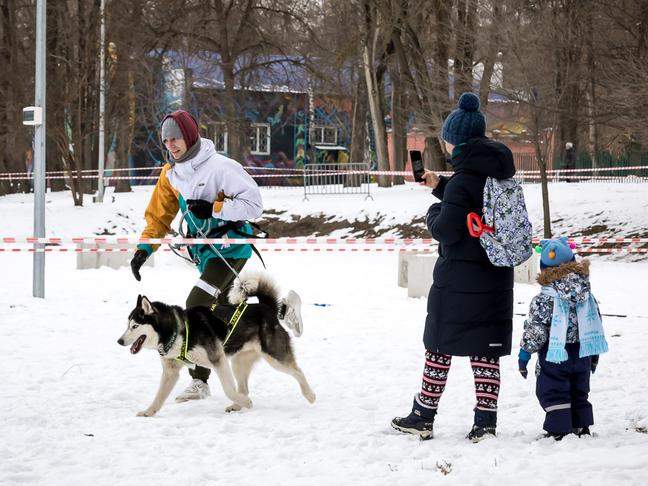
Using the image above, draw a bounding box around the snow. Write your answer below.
[1,182,647,485]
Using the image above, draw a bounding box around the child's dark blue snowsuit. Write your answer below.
[537,343,593,434]
[519,260,603,435]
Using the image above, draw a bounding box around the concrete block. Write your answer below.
[404,250,538,299]
[76,243,155,270]
[514,252,539,284]
[398,251,417,288]
[407,254,437,298]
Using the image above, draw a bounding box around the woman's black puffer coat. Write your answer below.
[423,136,515,357]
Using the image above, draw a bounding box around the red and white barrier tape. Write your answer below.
[574,248,648,254]
[519,165,648,174]
[2,236,647,245]
[0,165,308,176]
[3,174,645,182]
[3,247,647,254]
[2,164,647,178]
[0,174,305,181]
[0,246,438,253]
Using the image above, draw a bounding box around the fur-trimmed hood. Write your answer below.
[537,259,591,302]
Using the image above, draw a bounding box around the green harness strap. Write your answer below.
[224,301,248,345]
[174,319,194,367]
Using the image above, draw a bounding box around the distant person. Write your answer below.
[24,146,34,192]
[518,237,607,440]
[564,142,576,182]
[391,92,515,441]
[129,109,304,402]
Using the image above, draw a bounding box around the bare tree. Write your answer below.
[454,0,478,97]
[497,2,559,237]
[359,0,391,187]
[142,0,315,163]
[0,0,34,195]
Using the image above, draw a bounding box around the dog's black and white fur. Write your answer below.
[117,271,316,417]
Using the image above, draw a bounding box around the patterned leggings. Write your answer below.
[416,350,501,412]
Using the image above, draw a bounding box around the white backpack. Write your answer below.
[477,177,533,267]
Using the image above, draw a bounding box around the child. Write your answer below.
[518,236,608,439]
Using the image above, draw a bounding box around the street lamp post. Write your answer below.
[32,0,47,298]
[95,0,106,203]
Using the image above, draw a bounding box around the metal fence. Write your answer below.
[512,151,648,183]
[303,163,372,200]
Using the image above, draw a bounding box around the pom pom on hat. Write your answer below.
[441,92,486,146]
[538,236,576,270]
[458,92,480,111]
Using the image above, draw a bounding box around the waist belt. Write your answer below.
[190,221,268,268]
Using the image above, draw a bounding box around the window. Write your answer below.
[311,126,338,146]
[211,123,228,153]
[249,123,271,155]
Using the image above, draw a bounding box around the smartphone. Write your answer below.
[410,150,424,182]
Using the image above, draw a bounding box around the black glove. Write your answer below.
[130,249,149,281]
[590,355,599,374]
[186,199,214,220]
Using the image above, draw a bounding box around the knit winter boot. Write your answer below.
[391,397,436,440]
[466,409,497,442]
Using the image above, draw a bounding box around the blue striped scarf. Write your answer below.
[541,287,609,364]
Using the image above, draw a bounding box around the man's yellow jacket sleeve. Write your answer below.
[140,164,178,252]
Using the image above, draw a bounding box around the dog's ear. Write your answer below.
[137,294,142,307]
[141,296,155,315]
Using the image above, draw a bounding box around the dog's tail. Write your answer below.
[228,270,281,312]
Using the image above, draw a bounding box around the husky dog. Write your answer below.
[117,271,316,417]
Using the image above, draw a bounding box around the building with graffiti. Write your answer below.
[130,52,353,186]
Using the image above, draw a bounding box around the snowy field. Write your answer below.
[1,182,647,485]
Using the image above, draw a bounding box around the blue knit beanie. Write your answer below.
[441,92,486,145]
[538,236,576,270]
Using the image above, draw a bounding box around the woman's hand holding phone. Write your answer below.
[421,170,440,189]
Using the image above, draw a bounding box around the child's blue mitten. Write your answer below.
[590,354,599,374]
[518,349,531,379]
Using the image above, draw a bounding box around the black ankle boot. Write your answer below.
[467,409,497,442]
[466,424,497,442]
[391,397,436,440]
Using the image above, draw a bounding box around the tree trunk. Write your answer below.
[348,72,368,187]
[222,62,244,162]
[0,1,31,195]
[428,0,452,172]
[553,1,581,172]
[389,55,406,186]
[453,0,477,98]
[479,1,501,109]
[362,28,390,187]
[584,8,599,168]
[530,106,552,238]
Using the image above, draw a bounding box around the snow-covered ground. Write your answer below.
[1,183,647,485]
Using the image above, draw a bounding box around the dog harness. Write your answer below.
[223,300,248,345]
[157,301,249,366]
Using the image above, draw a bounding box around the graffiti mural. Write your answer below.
[194,89,352,185]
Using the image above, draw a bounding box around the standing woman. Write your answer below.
[391,93,515,441]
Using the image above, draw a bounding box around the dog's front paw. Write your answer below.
[225,403,242,413]
[136,408,157,417]
[239,397,253,409]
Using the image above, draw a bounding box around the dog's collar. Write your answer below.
[158,326,178,356]
[158,319,193,368]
